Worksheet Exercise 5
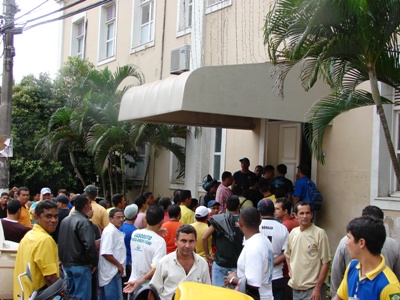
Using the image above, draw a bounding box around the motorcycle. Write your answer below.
[17,263,66,300]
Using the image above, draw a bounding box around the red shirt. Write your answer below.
[282,216,299,232]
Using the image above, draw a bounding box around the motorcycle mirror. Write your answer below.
[26,263,33,282]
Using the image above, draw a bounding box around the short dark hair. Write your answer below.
[1,192,9,197]
[294,201,312,214]
[276,197,292,214]
[179,190,192,203]
[259,181,271,193]
[134,195,147,209]
[221,171,232,181]
[74,195,90,212]
[232,185,243,196]
[58,189,68,196]
[263,165,275,174]
[7,199,21,214]
[109,208,123,218]
[297,164,311,177]
[34,200,57,216]
[143,191,153,199]
[111,194,124,207]
[277,164,287,175]
[173,194,181,206]
[361,205,384,220]
[16,187,29,196]
[240,207,261,229]
[176,224,197,240]
[347,216,386,256]
[159,197,171,211]
[168,205,181,219]
[226,195,240,211]
[145,205,164,226]
[189,198,198,210]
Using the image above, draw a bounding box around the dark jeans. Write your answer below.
[272,277,286,300]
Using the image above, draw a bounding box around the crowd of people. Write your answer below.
[1,157,400,300]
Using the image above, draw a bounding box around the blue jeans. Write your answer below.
[64,265,92,300]
[212,261,236,287]
[99,273,123,300]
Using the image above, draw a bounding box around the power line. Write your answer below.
[14,0,48,22]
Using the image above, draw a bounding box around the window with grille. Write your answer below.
[99,3,117,61]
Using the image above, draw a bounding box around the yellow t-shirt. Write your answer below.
[191,221,212,259]
[13,224,59,300]
[180,205,194,225]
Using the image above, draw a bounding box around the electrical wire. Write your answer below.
[22,0,113,32]
[14,0,49,22]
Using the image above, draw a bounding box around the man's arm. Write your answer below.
[202,225,215,262]
[310,262,329,300]
[44,274,59,287]
[274,252,286,266]
[102,254,124,277]
[330,237,348,298]
[123,268,156,293]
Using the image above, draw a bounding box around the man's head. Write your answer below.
[34,200,58,234]
[179,190,192,206]
[74,194,91,213]
[40,187,52,200]
[84,185,98,200]
[168,205,181,220]
[262,165,275,180]
[57,189,68,197]
[294,201,313,228]
[239,157,250,171]
[109,208,124,228]
[143,191,154,205]
[16,187,30,205]
[111,194,126,209]
[221,171,233,187]
[226,195,240,212]
[361,205,384,220]
[275,197,292,220]
[239,207,261,231]
[159,197,171,212]
[254,165,263,177]
[297,164,311,178]
[145,205,164,227]
[134,195,148,211]
[0,192,9,206]
[175,224,197,257]
[194,206,210,222]
[346,216,386,258]
[257,199,275,217]
[276,164,287,176]
[259,181,271,195]
[56,195,70,208]
[207,200,220,215]
[7,199,21,216]
[124,204,139,221]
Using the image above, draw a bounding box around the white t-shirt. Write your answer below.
[259,218,289,280]
[129,228,166,281]
[237,233,274,300]
[99,223,126,287]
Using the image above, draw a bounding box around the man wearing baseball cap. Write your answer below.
[191,206,211,260]
[232,157,256,191]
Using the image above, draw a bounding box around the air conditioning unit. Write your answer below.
[170,45,190,75]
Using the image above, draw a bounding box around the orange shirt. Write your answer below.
[162,221,183,254]
[18,205,32,227]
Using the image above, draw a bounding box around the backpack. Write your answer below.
[305,180,323,211]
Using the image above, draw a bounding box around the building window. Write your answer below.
[132,0,155,50]
[212,128,226,180]
[206,0,232,14]
[70,14,86,58]
[99,3,117,61]
[177,0,193,35]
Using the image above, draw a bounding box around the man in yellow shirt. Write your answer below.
[13,200,60,300]
[179,190,194,224]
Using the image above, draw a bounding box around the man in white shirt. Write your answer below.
[99,208,126,300]
[150,224,211,300]
[257,199,289,300]
[123,205,166,294]
[224,207,274,300]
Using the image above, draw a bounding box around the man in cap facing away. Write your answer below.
[191,206,211,260]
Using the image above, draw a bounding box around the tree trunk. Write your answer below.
[140,146,153,195]
[120,154,126,195]
[107,157,114,197]
[369,69,400,187]
[69,150,86,188]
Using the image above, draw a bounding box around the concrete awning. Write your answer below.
[118,63,329,129]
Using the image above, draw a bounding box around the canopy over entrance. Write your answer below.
[118,63,328,129]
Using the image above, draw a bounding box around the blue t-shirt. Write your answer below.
[293,176,315,201]
[119,222,137,265]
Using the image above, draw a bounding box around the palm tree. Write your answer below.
[36,107,87,187]
[264,0,400,184]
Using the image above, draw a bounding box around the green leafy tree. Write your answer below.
[264,0,400,184]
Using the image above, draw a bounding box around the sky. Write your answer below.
[12,0,61,83]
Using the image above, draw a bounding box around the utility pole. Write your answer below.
[0,0,17,193]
